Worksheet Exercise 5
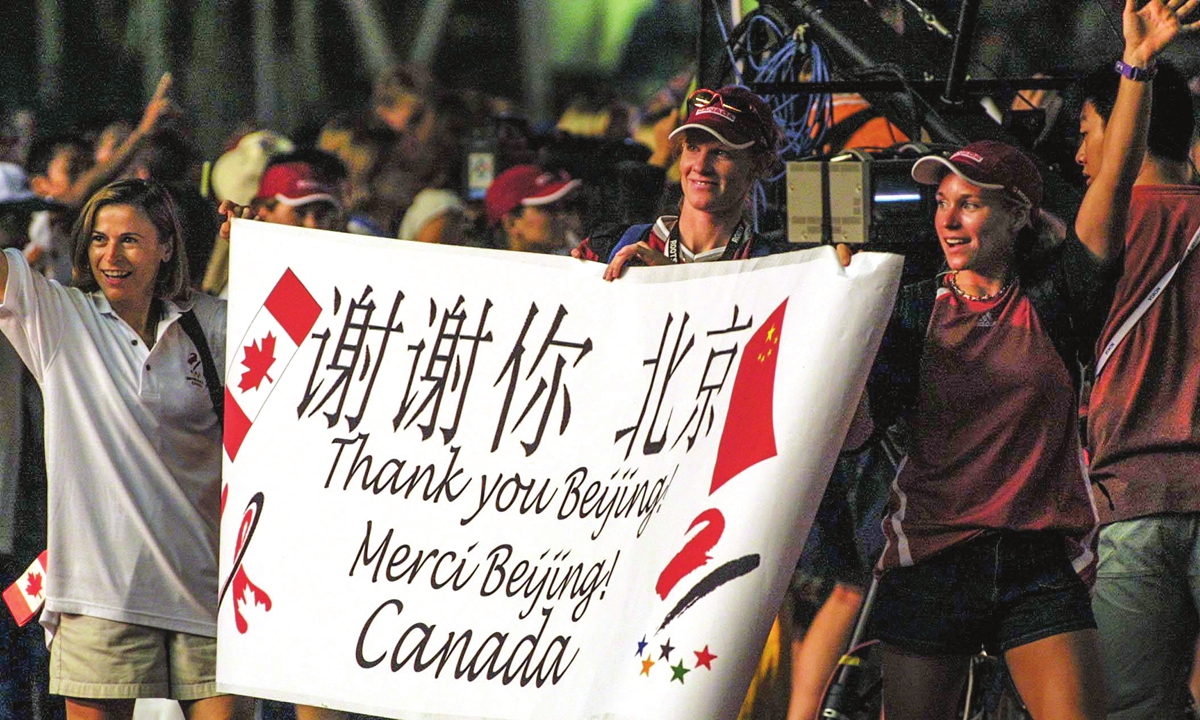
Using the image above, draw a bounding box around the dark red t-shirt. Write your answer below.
[1088,185,1200,523]
[878,277,1097,571]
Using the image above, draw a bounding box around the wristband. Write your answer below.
[1114,59,1157,82]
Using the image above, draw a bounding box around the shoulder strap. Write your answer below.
[178,309,224,428]
[1095,223,1200,377]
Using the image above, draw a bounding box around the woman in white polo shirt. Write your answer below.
[0,179,251,720]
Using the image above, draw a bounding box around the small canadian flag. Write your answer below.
[225,268,322,461]
[4,550,48,627]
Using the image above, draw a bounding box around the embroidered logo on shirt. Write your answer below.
[977,311,996,328]
[186,352,206,389]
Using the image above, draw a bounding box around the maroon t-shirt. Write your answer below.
[1088,185,1200,524]
[878,277,1097,571]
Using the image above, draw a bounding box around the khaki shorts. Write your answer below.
[49,614,218,701]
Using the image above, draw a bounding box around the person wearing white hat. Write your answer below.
[209,130,295,207]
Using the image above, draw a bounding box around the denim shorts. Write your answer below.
[869,530,1096,656]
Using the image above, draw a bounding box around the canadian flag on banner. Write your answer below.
[4,550,48,627]
[225,268,322,461]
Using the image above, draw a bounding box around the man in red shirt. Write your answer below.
[1077,59,1200,720]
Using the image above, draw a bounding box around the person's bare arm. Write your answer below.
[1074,0,1198,262]
[57,73,175,209]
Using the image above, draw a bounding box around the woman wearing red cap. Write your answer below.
[571,85,781,276]
[859,2,1194,718]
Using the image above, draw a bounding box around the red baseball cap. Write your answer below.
[669,86,781,152]
[255,162,341,209]
[485,164,581,226]
[911,140,1043,209]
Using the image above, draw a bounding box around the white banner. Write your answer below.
[217,220,901,720]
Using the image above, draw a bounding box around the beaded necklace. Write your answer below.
[947,271,1014,302]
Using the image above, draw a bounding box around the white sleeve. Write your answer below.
[0,247,70,381]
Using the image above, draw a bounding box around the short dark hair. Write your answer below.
[71,179,190,302]
[26,134,90,178]
[128,130,193,184]
[1078,60,1193,163]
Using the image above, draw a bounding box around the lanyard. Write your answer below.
[1095,223,1200,377]
[666,220,750,263]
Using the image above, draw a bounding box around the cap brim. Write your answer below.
[521,179,582,207]
[669,123,756,150]
[911,155,1005,192]
[275,193,342,211]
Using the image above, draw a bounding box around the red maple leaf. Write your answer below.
[239,332,277,392]
[25,572,42,598]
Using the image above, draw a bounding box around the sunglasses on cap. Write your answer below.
[687,89,748,115]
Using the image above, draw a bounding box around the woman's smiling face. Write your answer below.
[678,132,756,217]
[88,203,169,313]
[934,172,1023,278]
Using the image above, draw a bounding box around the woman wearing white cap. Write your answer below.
[571,85,782,277]
[859,2,1195,718]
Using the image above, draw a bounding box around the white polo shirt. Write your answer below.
[1,248,226,637]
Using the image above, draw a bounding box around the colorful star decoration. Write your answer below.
[659,639,675,661]
[633,636,719,684]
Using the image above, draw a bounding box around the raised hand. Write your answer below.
[1123,0,1200,66]
[137,72,176,136]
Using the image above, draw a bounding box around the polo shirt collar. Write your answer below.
[91,291,195,328]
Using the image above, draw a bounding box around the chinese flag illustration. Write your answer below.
[710,299,786,494]
[225,268,322,461]
[4,550,48,626]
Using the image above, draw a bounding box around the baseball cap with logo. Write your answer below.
[911,140,1043,209]
[255,162,341,210]
[485,164,581,226]
[668,86,781,153]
